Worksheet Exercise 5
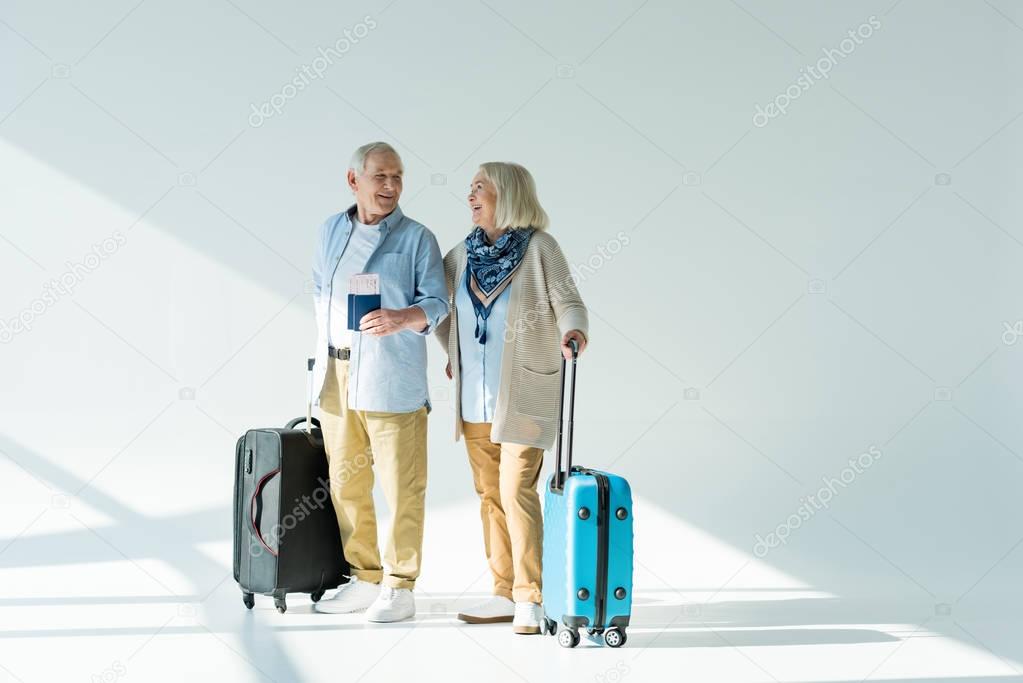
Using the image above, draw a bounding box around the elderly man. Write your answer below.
[311,141,447,622]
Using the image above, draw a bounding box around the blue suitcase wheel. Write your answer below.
[558,628,580,648]
[604,627,626,648]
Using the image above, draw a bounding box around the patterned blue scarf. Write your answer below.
[464,226,535,344]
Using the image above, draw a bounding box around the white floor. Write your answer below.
[2,397,1021,682]
[2,486,1022,683]
[2,583,1022,683]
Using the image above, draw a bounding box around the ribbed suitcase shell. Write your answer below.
[542,468,634,631]
[540,340,634,646]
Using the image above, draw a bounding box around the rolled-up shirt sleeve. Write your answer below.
[409,229,449,335]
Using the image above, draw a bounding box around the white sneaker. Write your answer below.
[365,586,416,623]
[513,601,543,635]
[313,577,379,614]
[456,596,515,624]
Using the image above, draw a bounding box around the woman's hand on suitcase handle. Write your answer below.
[561,330,587,359]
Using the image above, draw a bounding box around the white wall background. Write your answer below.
[2,0,1023,679]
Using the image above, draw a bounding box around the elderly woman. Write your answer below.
[436,162,588,635]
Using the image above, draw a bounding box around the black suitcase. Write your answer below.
[233,359,349,613]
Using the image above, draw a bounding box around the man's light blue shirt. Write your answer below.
[327,217,380,349]
[312,204,448,413]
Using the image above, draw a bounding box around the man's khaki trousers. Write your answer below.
[318,357,428,589]
[461,421,544,604]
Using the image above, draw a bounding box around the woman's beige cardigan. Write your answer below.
[435,231,589,450]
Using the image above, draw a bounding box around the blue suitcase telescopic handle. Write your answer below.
[551,339,579,493]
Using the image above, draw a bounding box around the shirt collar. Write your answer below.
[344,203,404,235]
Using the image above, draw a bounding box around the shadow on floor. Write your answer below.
[624,626,897,648]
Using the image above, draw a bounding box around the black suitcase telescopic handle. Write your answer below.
[285,358,320,432]
[551,339,579,493]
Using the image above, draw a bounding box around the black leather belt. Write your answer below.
[327,346,351,360]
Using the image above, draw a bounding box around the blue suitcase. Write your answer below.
[541,341,634,648]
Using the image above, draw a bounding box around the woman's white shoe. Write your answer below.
[457,596,515,624]
[513,602,544,635]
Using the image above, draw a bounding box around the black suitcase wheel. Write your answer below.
[274,596,287,614]
[604,627,626,648]
[242,592,254,610]
[558,628,580,648]
[310,590,325,603]
[544,618,557,636]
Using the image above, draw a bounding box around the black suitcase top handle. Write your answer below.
[551,338,579,493]
[285,416,320,431]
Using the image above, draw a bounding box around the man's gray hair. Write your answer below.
[349,141,402,174]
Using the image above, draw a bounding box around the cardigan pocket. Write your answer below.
[513,366,560,420]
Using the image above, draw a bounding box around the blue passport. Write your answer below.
[347,293,381,331]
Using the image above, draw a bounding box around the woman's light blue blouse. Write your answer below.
[456,278,510,423]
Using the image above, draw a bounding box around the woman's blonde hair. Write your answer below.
[477,162,549,231]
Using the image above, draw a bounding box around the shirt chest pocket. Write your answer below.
[373,252,414,303]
